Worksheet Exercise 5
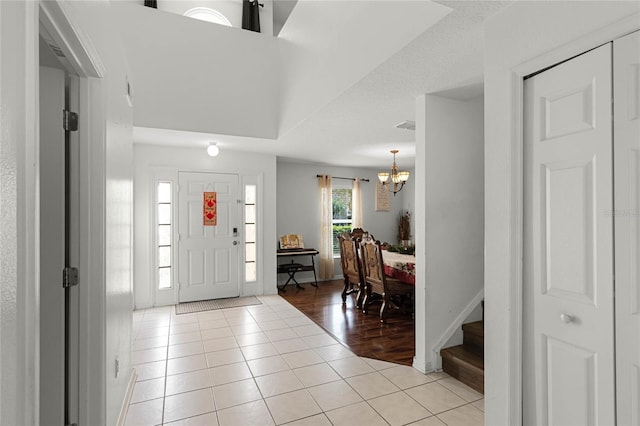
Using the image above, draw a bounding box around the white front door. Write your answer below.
[614,30,640,425]
[178,172,240,302]
[523,43,615,425]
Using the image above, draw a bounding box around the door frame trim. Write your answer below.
[497,13,640,425]
[39,2,106,425]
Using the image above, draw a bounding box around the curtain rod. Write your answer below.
[316,175,370,182]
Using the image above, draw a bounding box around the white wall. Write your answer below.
[119,0,275,36]
[64,2,136,424]
[157,0,274,36]
[116,1,452,145]
[484,2,640,425]
[114,2,280,139]
[0,2,39,424]
[134,145,278,309]
[413,95,484,372]
[276,161,413,283]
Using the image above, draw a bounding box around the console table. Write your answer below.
[277,248,319,291]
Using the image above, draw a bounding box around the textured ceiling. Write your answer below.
[134,1,513,168]
[274,0,512,168]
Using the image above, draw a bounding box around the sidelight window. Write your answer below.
[244,184,257,282]
[157,181,172,289]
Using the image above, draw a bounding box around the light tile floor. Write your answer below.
[126,295,484,426]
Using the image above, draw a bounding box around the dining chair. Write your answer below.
[350,227,365,240]
[360,236,414,323]
[338,232,365,308]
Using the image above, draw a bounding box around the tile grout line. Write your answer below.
[159,312,172,425]
[131,297,484,425]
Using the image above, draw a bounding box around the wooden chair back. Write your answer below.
[350,227,365,240]
[360,235,385,299]
[338,232,361,286]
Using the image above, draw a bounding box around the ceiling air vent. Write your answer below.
[395,120,415,131]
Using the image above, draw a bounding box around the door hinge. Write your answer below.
[63,110,78,132]
[63,266,79,288]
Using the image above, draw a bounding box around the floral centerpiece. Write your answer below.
[384,243,415,255]
[398,210,411,246]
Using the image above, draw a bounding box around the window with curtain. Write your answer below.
[318,175,334,280]
[332,187,352,256]
[352,177,363,229]
[330,178,363,256]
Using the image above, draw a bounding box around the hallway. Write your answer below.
[126,295,483,425]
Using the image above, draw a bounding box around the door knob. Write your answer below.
[233,241,238,246]
[560,313,575,323]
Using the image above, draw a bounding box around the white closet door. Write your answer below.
[523,43,615,425]
[614,30,640,426]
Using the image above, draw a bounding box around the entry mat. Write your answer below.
[175,296,262,315]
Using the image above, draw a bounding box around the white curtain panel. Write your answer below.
[318,175,334,279]
[352,178,363,228]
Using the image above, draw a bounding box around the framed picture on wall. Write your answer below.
[375,181,391,211]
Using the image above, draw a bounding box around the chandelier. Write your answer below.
[378,150,410,196]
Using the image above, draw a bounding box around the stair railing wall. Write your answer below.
[432,288,485,370]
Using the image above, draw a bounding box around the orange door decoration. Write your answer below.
[203,192,217,226]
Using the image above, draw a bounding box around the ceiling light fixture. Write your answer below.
[378,150,409,196]
[207,143,220,157]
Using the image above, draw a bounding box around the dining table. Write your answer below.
[381,250,416,285]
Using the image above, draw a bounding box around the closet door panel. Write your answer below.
[523,43,615,426]
[614,30,640,426]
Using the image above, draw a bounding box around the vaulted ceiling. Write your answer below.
[118,1,512,168]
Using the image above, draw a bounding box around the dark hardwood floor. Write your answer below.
[280,279,415,366]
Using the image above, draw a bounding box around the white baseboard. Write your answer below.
[117,368,138,426]
[412,355,433,374]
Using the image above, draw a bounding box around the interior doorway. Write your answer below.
[39,42,81,426]
[39,60,68,426]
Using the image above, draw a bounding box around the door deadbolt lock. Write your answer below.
[233,241,238,245]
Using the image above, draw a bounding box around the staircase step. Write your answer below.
[462,321,484,337]
[441,345,484,394]
[462,321,484,357]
